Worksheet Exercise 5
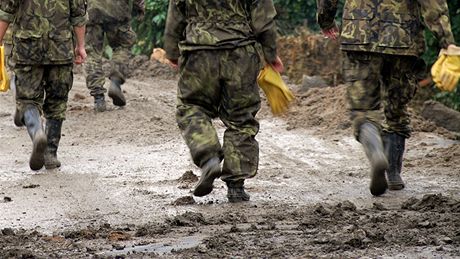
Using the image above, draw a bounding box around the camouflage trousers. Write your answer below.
[14,64,73,121]
[84,21,136,97]
[343,51,424,139]
[177,45,262,183]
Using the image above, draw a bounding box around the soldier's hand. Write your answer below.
[271,56,284,73]
[74,46,87,65]
[168,59,179,70]
[322,23,339,40]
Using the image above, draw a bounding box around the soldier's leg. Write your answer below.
[381,56,421,190]
[105,22,136,106]
[14,65,47,170]
[176,51,223,197]
[219,45,261,202]
[42,65,73,169]
[84,23,107,112]
[343,51,388,196]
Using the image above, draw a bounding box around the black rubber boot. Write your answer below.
[227,181,250,203]
[14,108,24,127]
[383,133,406,190]
[193,157,221,197]
[44,119,63,169]
[359,123,389,196]
[94,94,106,112]
[24,106,47,171]
[108,77,126,107]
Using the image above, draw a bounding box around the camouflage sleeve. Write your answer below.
[70,0,88,27]
[417,0,455,48]
[316,0,338,30]
[0,0,19,23]
[164,0,187,60]
[250,0,277,63]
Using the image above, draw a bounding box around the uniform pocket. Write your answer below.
[48,30,73,62]
[378,13,413,48]
[341,9,373,45]
[13,31,43,63]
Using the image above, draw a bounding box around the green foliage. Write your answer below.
[131,0,168,55]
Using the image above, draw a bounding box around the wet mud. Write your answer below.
[0,73,459,258]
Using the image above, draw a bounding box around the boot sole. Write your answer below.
[30,132,47,171]
[369,153,389,196]
[108,85,126,107]
[228,196,250,203]
[193,165,221,197]
[388,183,405,190]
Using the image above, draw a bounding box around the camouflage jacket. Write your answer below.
[317,0,456,56]
[87,0,144,24]
[0,0,88,65]
[164,0,278,63]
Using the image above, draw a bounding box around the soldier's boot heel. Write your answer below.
[359,123,389,196]
[227,181,250,203]
[383,133,406,190]
[193,157,221,197]
[14,108,24,127]
[24,106,47,171]
[108,77,126,107]
[44,119,63,169]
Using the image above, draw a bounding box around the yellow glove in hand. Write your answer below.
[431,45,460,92]
[431,50,446,90]
[257,65,295,115]
[0,45,9,92]
[440,45,460,92]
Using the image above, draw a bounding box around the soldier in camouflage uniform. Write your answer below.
[164,0,283,202]
[84,0,144,112]
[0,0,88,171]
[317,0,456,196]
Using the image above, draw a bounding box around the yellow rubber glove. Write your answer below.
[431,50,447,91]
[0,45,9,92]
[439,45,460,92]
[257,65,295,115]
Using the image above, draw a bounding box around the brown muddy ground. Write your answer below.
[0,62,459,258]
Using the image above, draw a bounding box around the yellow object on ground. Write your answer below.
[431,45,460,92]
[0,45,9,92]
[257,65,295,115]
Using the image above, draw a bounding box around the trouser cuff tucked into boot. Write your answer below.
[226,180,250,203]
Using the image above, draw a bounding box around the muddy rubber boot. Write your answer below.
[193,157,221,197]
[44,119,62,169]
[383,133,406,190]
[13,108,24,127]
[227,181,250,203]
[24,106,47,171]
[359,123,389,196]
[94,94,106,112]
[108,77,126,107]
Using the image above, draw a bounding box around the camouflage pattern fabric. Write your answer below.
[176,45,262,183]
[164,0,278,63]
[0,0,88,65]
[14,65,73,121]
[84,0,141,96]
[344,51,424,139]
[317,0,456,55]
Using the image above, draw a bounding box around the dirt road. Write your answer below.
[0,73,459,258]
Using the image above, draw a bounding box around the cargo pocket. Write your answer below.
[48,30,73,62]
[378,13,413,48]
[13,31,43,63]
[341,9,373,45]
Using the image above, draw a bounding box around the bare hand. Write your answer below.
[168,59,179,70]
[74,46,87,65]
[322,24,339,40]
[271,56,284,73]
